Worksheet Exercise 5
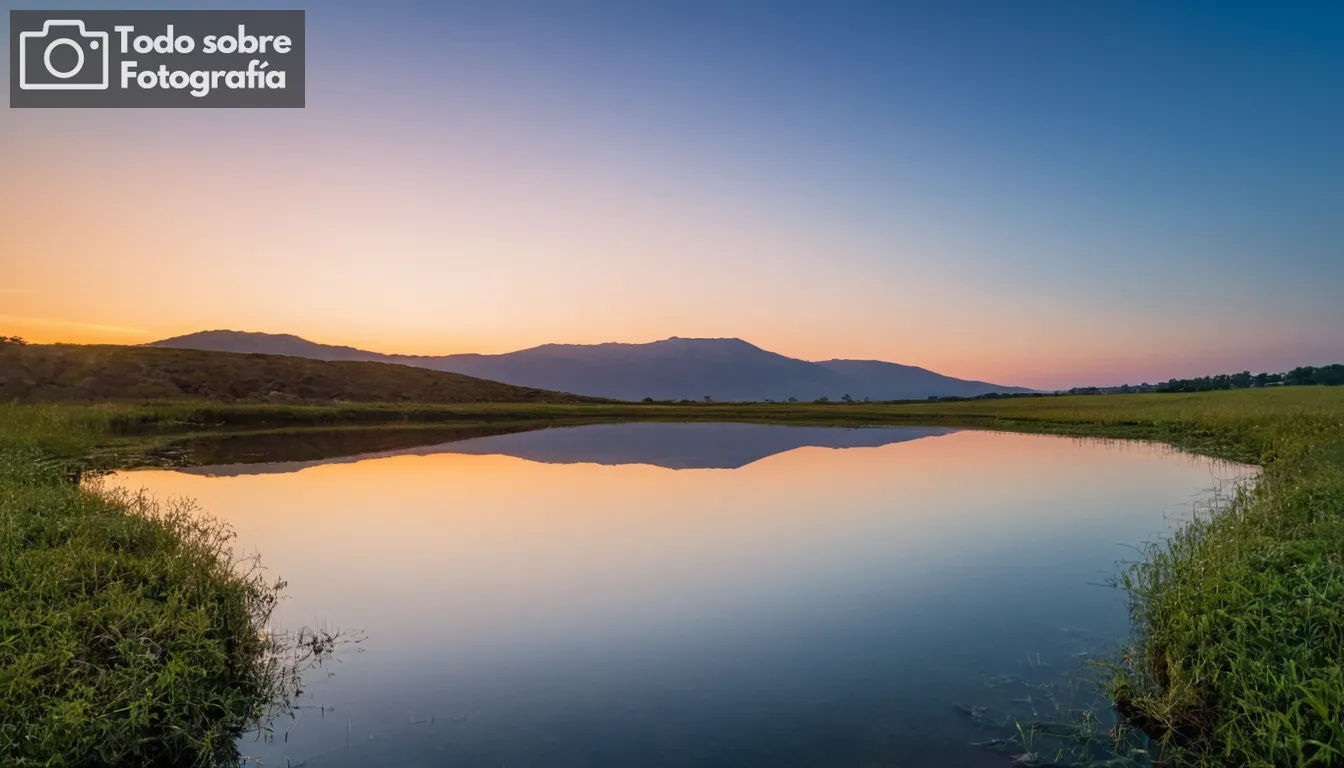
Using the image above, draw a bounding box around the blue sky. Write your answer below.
[2,0,1341,387]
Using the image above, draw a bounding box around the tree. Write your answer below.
[1286,367,1315,386]
[703,395,713,403]
[815,396,829,403]
[787,397,798,403]
[1319,365,1344,386]
[641,397,654,404]
[0,335,28,345]
[841,393,853,403]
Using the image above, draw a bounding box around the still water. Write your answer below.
[105,424,1252,767]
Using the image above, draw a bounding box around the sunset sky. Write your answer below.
[3,0,1342,389]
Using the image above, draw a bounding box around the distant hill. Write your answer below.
[148,330,1037,402]
[0,344,600,404]
[146,330,391,363]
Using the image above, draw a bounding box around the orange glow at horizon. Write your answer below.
[2,104,1331,390]
[0,309,1307,391]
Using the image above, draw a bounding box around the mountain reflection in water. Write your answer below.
[174,422,958,475]
[104,425,1255,767]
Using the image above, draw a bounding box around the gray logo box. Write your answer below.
[10,10,304,108]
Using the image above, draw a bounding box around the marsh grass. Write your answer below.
[958,629,1158,767]
[0,406,341,766]
[1107,441,1344,766]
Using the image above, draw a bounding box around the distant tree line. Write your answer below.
[638,363,1344,405]
[0,336,28,346]
[1065,364,1344,396]
[1153,365,1344,392]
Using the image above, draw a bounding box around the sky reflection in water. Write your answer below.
[105,424,1253,767]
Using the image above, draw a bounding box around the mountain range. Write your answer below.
[147,330,1036,402]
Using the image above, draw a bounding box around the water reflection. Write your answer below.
[105,425,1254,767]
[176,422,956,474]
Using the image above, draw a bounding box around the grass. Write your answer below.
[0,406,310,767]
[3,387,1344,765]
[1102,425,1344,763]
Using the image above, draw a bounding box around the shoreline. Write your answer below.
[4,387,1342,765]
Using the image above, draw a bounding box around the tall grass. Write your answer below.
[0,406,304,766]
[1107,419,1344,765]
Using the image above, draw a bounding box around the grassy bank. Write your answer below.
[4,388,1343,765]
[0,407,298,767]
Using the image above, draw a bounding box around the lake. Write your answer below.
[102,423,1254,767]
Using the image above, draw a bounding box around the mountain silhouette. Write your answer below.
[148,330,1035,402]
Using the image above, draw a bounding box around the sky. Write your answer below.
[2,0,1342,389]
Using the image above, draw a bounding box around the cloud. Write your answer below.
[0,315,147,335]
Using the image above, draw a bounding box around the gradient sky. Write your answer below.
[2,0,1342,389]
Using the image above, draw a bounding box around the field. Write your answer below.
[2,386,1343,765]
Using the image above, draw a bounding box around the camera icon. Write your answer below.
[18,20,110,91]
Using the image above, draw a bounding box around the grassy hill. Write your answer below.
[0,344,603,405]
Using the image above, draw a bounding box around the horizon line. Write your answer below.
[18,325,1332,391]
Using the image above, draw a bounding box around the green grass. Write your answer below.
[3,387,1344,765]
[0,407,300,767]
